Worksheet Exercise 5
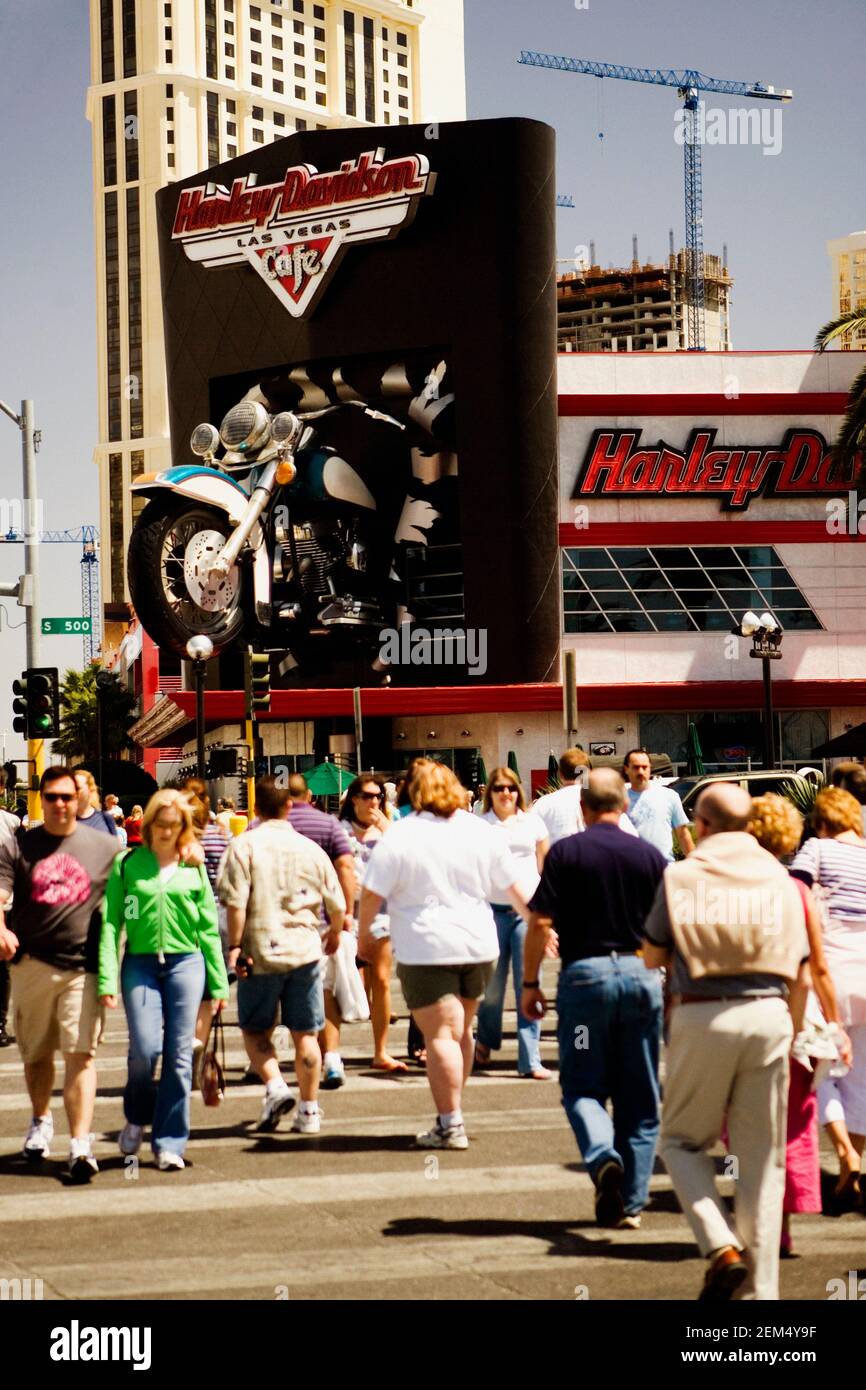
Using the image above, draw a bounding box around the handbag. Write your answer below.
[200,1009,226,1107]
[332,931,371,1023]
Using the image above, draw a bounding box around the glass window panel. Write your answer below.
[595,592,641,611]
[564,548,613,569]
[748,568,791,588]
[775,610,822,630]
[563,593,601,614]
[586,571,627,591]
[735,547,777,567]
[651,611,696,631]
[757,588,808,607]
[624,570,672,592]
[608,613,655,633]
[651,548,699,568]
[610,548,654,568]
[711,570,753,590]
[640,591,683,612]
[693,547,741,568]
[691,609,739,631]
[669,570,714,590]
[717,590,770,609]
[562,572,587,591]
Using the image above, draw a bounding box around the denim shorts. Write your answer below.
[237,960,324,1035]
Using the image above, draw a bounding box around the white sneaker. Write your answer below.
[291,1105,322,1134]
[23,1114,53,1162]
[415,1120,469,1151]
[156,1151,185,1171]
[255,1085,296,1133]
[119,1123,143,1156]
[68,1137,99,1184]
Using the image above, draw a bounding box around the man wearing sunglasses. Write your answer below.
[0,765,121,1182]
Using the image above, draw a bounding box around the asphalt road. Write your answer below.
[0,964,863,1302]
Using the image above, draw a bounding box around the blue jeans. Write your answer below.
[476,907,542,1075]
[557,954,663,1215]
[121,952,205,1156]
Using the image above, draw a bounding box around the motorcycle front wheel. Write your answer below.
[128,496,246,657]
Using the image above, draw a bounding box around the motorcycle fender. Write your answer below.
[132,467,250,525]
[134,467,272,622]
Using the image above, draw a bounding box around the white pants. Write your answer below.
[660,997,792,1301]
[818,1022,866,1135]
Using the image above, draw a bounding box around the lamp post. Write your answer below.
[186,635,214,781]
[94,669,115,799]
[740,610,783,770]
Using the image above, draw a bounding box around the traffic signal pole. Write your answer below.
[0,399,43,820]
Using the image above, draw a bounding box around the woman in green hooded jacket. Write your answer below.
[99,789,229,1170]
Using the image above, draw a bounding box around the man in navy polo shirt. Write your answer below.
[522,768,667,1230]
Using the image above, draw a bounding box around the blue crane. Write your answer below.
[518,52,792,350]
[0,524,101,663]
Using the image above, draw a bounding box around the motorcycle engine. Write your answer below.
[284,524,347,597]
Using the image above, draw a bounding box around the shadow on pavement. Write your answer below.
[381,1216,694,1262]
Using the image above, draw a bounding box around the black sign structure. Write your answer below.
[153,118,559,687]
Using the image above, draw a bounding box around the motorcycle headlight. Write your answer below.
[271,412,303,448]
[190,423,220,457]
[219,402,271,457]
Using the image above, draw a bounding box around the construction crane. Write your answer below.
[0,525,101,663]
[517,51,792,350]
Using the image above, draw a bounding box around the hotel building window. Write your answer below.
[100,0,115,82]
[109,454,125,599]
[131,451,146,523]
[123,90,138,181]
[126,188,143,439]
[122,0,137,77]
[344,10,356,116]
[205,0,218,76]
[105,193,121,443]
[207,90,219,165]
[102,95,117,186]
[363,17,375,121]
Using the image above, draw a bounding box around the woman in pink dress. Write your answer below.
[749,795,852,1255]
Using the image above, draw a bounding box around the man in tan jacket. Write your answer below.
[643,783,809,1301]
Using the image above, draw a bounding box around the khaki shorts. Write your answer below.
[11,956,105,1063]
[397,961,495,1012]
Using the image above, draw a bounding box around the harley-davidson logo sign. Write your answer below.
[171,148,433,317]
[572,427,858,511]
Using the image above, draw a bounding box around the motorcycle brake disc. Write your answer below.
[183,529,240,612]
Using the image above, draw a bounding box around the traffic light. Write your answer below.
[244,650,271,715]
[1,761,17,792]
[12,668,60,740]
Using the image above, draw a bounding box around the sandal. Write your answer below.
[474,1042,491,1068]
[372,1057,409,1074]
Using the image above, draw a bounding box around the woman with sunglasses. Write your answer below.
[339,775,407,1074]
[98,790,229,1170]
[475,768,551,1079]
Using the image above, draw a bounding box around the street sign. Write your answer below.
[41,617,92,635]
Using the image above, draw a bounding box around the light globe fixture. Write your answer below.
[186,635,214,779]
[740,610,761,637]
[738,609,784,770]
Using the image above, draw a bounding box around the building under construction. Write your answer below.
[558,246,732,353]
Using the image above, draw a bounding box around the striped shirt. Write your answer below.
[201,822,229,894]
[790,837,866,922]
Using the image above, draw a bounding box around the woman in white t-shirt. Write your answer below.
[359,762,527,1151]
[475,767,551,1080]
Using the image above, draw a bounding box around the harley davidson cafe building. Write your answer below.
[127,346,866,791]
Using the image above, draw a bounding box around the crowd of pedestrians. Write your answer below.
[0,746,864,1301]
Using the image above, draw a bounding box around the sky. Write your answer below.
[0,0,864,762]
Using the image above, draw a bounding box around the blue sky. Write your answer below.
[0,0,864,760]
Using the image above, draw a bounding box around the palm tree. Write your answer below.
[54,667,138,763]
[814,308,866,477]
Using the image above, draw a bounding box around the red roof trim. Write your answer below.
[162,679,866,734]
[558,393,849,417]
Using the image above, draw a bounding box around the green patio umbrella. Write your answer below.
[475,755,488,788]
[304,760,356,796]
[507,750,522,784]
[547,752,560,788]
[686,722,705,777]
